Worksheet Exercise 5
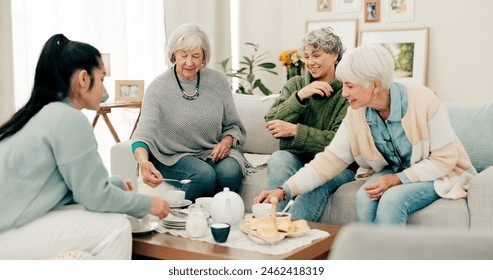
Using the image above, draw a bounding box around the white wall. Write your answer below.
[0,0,15,123]
[236,0,493,102]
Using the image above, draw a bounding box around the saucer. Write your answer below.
[169,199,192,209]
[132,221,158,235]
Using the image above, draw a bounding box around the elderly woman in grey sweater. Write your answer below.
[131,23,247,202]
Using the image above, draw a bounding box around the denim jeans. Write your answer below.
[267,150,356,222]
[151,155,242,202]
[355,167,440,226]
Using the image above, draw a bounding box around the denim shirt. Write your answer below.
[366,83,412,184]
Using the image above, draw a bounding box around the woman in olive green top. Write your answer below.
[258,27,355,221]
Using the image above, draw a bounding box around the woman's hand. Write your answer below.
[211,136,233,162]
[297,81,334,101]
[123,180,134,192]
[253,188,285,204]
[150,196,170,219]
[139,160,163,187]
[266,120,297,138]
[365,174,402,200]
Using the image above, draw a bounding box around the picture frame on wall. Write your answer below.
[317,0,332,12]
[364,0,380,23]
[385,0,414,22]
[115,80,145,103]
[334,0,362,13]
[359,28,429,85]
[306,19,358,52]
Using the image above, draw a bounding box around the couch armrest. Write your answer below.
[329,223,493,259]
[468,166,493,229]
[110,140,138,188]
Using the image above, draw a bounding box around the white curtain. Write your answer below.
[0,0,15,124]
[10,0,166,170]
[164,0,231,71]
[11,0,166,109]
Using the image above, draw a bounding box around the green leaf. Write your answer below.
[255,80,272,95]
[258,62,276,69]
[247,73,254,83]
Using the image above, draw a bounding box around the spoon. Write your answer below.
[281,199,294,213]
[163,178,192,184]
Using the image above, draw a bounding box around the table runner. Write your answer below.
[155,223,329,255]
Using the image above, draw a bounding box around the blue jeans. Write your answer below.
[355,167,440,226]
[267,150,356,222]
[151,155,242,202]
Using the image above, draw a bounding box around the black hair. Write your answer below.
[0,34,101,141]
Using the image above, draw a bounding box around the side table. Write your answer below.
[92,101,142,143]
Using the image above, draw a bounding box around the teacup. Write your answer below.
[126,214,151,231]
[252,203,271,218]
[196,197,213,215]
[164,190,185,205]
[210,223,231,243]
[275,212,292,222]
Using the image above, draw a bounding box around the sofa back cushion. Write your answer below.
[234,94,279,154]
[444,102,493,173]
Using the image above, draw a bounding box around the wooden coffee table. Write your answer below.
[132,222,341,260]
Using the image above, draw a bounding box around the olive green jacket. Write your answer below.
[264,72,349,162]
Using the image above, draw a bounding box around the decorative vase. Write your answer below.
[286,66,302,80]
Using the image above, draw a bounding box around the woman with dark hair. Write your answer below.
[0,34,169,259]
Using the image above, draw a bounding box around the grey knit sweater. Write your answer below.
[132,67,248,175]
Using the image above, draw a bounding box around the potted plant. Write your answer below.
[220,42,277,95]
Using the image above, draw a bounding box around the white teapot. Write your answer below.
[210,187,245,226]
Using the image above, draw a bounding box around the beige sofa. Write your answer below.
[111,94,493,229]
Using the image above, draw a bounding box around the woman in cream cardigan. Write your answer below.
[255,44,477,226]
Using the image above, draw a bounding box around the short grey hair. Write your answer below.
[301,26,345,64]
[336,44,395,90]
[166,23,211,67]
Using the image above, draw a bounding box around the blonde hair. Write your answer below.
[336,44,395,90]
[167,23,211,66]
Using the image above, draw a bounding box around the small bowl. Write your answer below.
[210,223,231,243]
[275,212,292,222]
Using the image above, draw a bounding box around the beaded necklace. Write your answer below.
[174,66,200,100]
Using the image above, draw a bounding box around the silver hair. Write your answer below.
[301,26,345,63]
[336,44,395,90]
[166,23,211,67]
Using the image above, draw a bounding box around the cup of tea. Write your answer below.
[126,214,151,231]
[196,197,213,215]
[164,190,185,205]
[252,203,271,218]
[210,223,231,243]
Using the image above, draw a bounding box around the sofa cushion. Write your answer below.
[406,198,469,228]
[233,94,279,155]
[239,166,269,213]
[444,102,493,173]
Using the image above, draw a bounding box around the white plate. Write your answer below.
[285,228,310,238]
[132,221,158,234]
[169,199,192,209]
[248,232,286,245]
[162,224,186,230]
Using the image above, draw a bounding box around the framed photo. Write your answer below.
[317,0,332,12]
[385,0,414,22]
[364,0,380,23]
[359,28,429,85]
[306,19,358,52]
[334,0,362,13]
[115,80,145,103]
